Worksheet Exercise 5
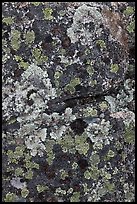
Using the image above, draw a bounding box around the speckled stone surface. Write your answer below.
[2,2,135,202]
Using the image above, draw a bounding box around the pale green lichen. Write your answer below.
[3,17,14,25]
[60,169,68,180]
[31,2,41,6]
[43,8,53,20]
[70,192,80,202]
[124,124,135,144]
[126,21,135,33]
[32,48,48,65]
[11,30,21,51]
[57,134,75,153]
[21,188,29,198]
[88,79,97,87]
[14,55,29,70]
[36,184,48,193]
[44,139,55,165]
[65,78,81,94]
[15,167,24,177]
[4,193,17,202]
[83,107,97,117]
[110,64,119,73]
[24,31,35,45]
[84,166,100,180]
[90,153,100,166]
[25,170,33,180]
[104,181,115,193]
[75,133,89,155]
[55,187,66,195]
[96,39,106,49]
[54,70,63,88]
[87,65,94,76]
[72,162,78,169]
[123,6,134,16]
[99,101,108,111]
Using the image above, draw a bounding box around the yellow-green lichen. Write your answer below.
[96,40,106,49]
[72,162,78,169]
[44,139,55,165]
[75,133,89,155]
[4,193,17,202]
[99,101,108,111]
[87,65,94,76]
[57,134,75,153]
[3,17,14,25]
[84,166,100,180]
[104,181,115,193]
[21,188,29,198]
[15,167,24,177]
[60,169,69,180]
[36,184,48,193]
[105,149,115,161]
[25,170,33,180]
[126,21,135,33]
[11,30,21,51]
[32,48,48,65]
[24,31,35,45]
[43,8,53,20]
[90,153,100,166]
[83,107,97,117]
[65,78,81,94]
[124,124,135,144]
[110,64,119,73]
[123,6,134,16]
[70,192,80,202]
[31,2,41,6]
[14,55,29,70]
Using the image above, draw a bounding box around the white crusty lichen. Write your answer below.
[86,118,112,144]
[67,4,103,45]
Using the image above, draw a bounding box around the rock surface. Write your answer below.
[2,2,135,202]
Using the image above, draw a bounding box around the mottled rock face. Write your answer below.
[2,2,135,203]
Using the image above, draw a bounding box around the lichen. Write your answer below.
[4,193,17,202]
[3,17,14,25]
[126,21,135,33]
[36,185,48,193]
[43,8,53,20]
[65,78,81,94]
[24,31,35,45]
[110,64,119,73]
[21,187,29,198]
[75,133,89,155]
[123,6,134,16]
[124,124,135,144]
[11,29,21,51]
[70,192,80,202]
[96,39,106,49]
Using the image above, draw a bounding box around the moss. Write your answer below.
[15,167,24,177]
[110,64,119,73]
[21,188,29,198]
[3,17,14,25]
[24,31,35,45]
[11,30,21,51]
[25,170,33,179]
[124,124,135,144]
[75,133,89,155]
[126,21,135,33]
[70,192,80,202]
[96,40,106,49]
[4,193,17,202]
[43,8,53,20]
[36,185,48,193]
[123,6,134,16]
[65,78,81,94]
[87,65,94,76]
